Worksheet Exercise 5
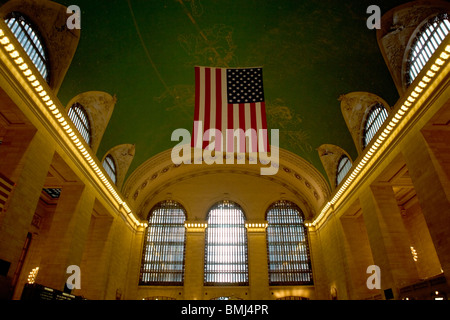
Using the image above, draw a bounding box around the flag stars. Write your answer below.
[227,68,264,104]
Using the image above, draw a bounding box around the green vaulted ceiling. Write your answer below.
[54,0,411,181]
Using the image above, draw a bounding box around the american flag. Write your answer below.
[191,66,269,153]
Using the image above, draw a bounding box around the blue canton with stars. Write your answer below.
[227,68,265,104]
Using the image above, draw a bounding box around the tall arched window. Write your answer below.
[362,103,389,149]
[140,200,187,285]
[67,103,91,146]
[102,154,117,184]
[266,200,313,285]
[5,12,49,82]
[204,200,248,286]
[407,13,450,86]
[336,155,352,187]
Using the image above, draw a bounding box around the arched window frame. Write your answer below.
[336,155,352,187]
[362,103,389,149]
[102,154,117,185]
[204,200,249,286]
[4,11,50,82]
[67,103,92,147]
[266,200,313,286]
[406,13,450,87]
[139,200,187,286]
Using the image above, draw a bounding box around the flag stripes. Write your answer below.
[192,66,269,153]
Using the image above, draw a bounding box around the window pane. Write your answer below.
[204,200,248,286]
[140,200,186,285]
[102,155,117,184]
[363,103,389,148]
[5,12,49,82]
[68,103,91,146]
[407,14,449,86]
[336,156,352,187]
[266,201,313,285]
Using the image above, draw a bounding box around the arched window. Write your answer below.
[336,155,352,187]
[407,13,450,86]
[362,103,389,149]
[139,200,187,285]
[204,200,248,286]
[4,12,49,82]
[67,103,91,146]
[266,200,313,285]
[102,154,117,184]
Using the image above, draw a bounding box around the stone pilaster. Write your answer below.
[403,131,450,279]
[77,214,114,299]
[0,130,54,289]
[37,184,95,291]
[245,221,270,300]
[360,183,419,299]
[183,221,207,300]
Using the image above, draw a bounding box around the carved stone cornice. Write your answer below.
[122,147,331,221]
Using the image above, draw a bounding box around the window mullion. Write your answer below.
[139,201,186,285]
[267,201,313,285]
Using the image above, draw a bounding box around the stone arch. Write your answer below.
[376,0,450,95]
[317,144,353,191]
[122,147,331,222]
[339,92,391,156]
[101,144,135,190]
[0,0,81,94]
[66,91,117,154]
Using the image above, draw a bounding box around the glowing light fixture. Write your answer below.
[308,39,450,229]
[27,267,39,284]
[0,25,144,229]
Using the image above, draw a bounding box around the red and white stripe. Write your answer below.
[192,66,269,153]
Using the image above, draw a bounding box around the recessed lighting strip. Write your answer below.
[0,26,146,229]
[306,41,450,229]
[244,222,268,229]
[184,222,207,229]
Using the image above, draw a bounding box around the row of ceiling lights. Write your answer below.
[1,24,449,232]
[0,25,147,229]
[307,41,450,229]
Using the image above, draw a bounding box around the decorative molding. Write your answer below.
[122,148,331,221]
[135,168,317,221]
[123,147,331,221]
